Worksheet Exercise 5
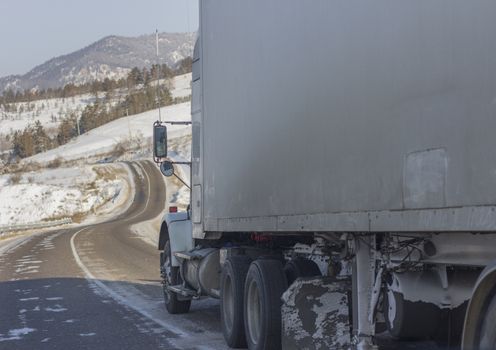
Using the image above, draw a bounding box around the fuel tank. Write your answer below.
[182,248,220,298]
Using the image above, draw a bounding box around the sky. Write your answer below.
[0,0,199,77]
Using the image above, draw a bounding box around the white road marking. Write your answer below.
[69,164,224,350]
[70,228,189,338]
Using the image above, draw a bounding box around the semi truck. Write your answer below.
[152,1,496,349]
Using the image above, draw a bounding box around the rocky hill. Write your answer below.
[0,32,195,92]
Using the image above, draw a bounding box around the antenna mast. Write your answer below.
[156,29,162,122]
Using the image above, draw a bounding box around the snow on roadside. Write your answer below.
[0,165,128,228]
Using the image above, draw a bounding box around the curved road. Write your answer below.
[0,161,226,350]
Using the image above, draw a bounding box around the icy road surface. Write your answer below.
[0,160,226,350]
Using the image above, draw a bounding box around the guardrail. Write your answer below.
[0,218,73,234]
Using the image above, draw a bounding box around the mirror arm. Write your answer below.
[170,161,192,167]
[169,161,191,188]
[156,120,192,126]
[173,173,191,190]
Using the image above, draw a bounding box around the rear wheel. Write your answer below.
[244,259,288,350]
[284,257,322,285]
[476,293,496,349]
[161,240,191,314]
[220,255,252,348]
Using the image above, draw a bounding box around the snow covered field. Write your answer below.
[171,73,192,99]
[0,164,131,228]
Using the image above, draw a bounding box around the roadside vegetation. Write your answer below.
[0,132,147,177]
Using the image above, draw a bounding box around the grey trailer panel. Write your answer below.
[200,0,496,232]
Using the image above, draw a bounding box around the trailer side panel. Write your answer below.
[200,0,496,232]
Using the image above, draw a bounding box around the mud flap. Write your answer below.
[281,276,352,350]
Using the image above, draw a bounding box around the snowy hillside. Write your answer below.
[0,94,95,135]
[26,102,191,164]
[171,73,193,99]
[1,73,192,231]
[0,73,192,153]
[0,32,195,92]
[22,73,191,163]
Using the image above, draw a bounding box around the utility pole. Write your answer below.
[126,79,131,139]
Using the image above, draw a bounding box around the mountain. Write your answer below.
[0,32,196,92]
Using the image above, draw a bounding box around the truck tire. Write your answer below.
[161,240,191,314]
[472,293,496,349]
[284,257,322,285]
[384,289,440,339]
[220,255,252,348]
[244,259,288,350]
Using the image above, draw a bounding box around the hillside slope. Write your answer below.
[25,73,192,164]
[0,32,195,92]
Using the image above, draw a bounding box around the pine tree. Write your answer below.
[33,120,49,154]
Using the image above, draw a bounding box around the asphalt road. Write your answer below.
[0,160,226,350]
[0,160,456,350]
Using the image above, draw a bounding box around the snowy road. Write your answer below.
[0,160,227,350]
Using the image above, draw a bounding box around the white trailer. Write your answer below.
[153,1,496,349]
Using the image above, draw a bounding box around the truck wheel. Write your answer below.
[384,289,440,339]
[473,293,496,349]
[161,240,191,314]
[220,255,252,348]
[244,259,288,350]
[284,257,322,285]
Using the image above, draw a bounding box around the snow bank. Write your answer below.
[0,165,127,227]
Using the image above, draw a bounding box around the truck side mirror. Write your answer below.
[160,161,175,177]
[153,124,168,160]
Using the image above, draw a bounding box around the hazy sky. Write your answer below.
[0,0,199,77]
